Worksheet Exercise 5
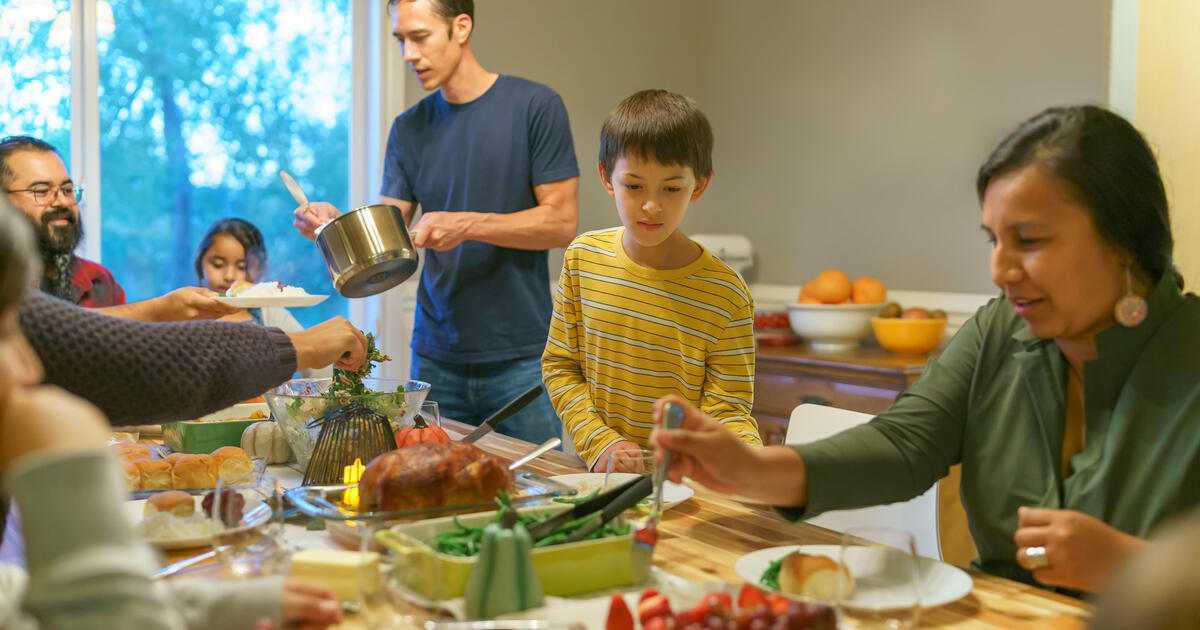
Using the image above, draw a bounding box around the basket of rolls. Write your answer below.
[112,442,261,499]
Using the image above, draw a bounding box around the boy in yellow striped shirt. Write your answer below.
[542,89,762,472]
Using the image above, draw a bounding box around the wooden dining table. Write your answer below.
[156,420,1092,628]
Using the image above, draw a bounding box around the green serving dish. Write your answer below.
[376,507,650,600]
[162,403,269,454]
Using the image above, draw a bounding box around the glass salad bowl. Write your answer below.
[264,378,431,471]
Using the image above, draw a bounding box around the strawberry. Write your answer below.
[638,593,673,624]
[639,588,662,604]
[737,583,768,610]
[605,593,634,630]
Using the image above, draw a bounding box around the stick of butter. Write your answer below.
[289,549,380,602]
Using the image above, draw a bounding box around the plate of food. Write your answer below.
[734,545,973,609]
[124,491,216,550]
[549,473,694,509]
[213,281,328,308]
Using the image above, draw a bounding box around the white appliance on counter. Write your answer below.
[691,233,754,277]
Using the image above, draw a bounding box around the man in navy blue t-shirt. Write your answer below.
[295,0,579,445]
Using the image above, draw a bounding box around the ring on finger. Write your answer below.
[1024,545,1049,570]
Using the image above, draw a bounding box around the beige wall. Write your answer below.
[1135,0,1200,290]
[400,1,1109,294]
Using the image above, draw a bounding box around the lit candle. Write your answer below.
[343,458,365,508]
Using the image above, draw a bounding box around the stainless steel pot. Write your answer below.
[314,204,419,298]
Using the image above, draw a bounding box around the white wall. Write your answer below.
[396,0,1110,294]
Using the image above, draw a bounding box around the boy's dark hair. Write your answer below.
[0,135,61,188]
[387,0,473,23]
[194,218,268,284]
[977,105,1179,288]
[0,195,40,313]
[599,89,713,180]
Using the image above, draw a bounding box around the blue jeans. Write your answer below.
[410,353,562,447]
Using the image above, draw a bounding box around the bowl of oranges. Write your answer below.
[785,270,887,353]
[871,303,948,354]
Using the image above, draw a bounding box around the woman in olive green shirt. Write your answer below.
[650,105,1199,594]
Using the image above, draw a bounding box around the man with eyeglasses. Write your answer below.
[0,136,121,308]
[0,136,235,321]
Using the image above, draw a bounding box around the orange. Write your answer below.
[851,277,887,304]
[799,296,822,304]
[798,281,816,301]
[808,269,852,304]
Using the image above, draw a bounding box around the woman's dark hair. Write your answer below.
[194,218,268,284]
[0,195,40,313]
[976,105,1179,287]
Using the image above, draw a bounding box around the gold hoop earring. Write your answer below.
[1114,266,1148,327]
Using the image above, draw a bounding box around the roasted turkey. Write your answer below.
[358,442,513,512]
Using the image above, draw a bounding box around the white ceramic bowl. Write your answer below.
[785,303,884,352]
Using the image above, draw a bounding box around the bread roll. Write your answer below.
[359,442,512,512]
[162,452,187,467]
[778,553,854,601]
[133,458,173,491]
[144,490,195,518]
[212,446,253,481]
[120,460,141,491]
[113,443,152,462]
[172,454,217,488]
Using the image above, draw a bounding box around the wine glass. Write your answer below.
[837,526,921,630]
[210,473,285,577]
[357,521,423,629]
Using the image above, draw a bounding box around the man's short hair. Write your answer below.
[387,0,473,23]
[599,90,714,180]
[0,135,61,188]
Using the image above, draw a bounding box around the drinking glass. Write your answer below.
[416,401,440,428]
[837,526,921,630]
[357,522,422,629]
[605,448,663,519]
[211,473,286,577]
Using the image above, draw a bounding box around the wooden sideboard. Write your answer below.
[752,341,978,567]
[752,342,934,445]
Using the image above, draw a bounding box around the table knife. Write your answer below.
[460,384,544,443]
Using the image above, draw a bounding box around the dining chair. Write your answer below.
[785,403,942,561]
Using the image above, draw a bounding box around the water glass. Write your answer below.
[211,473,285,577]
[603,448,662,525]
[357,522,422,629]
[837,526,921,629]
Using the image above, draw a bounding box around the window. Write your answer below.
[0,0,73,162]
[3,0,356,328]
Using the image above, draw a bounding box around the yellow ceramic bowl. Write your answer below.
[871,317,948,354]
[376,507,646,600]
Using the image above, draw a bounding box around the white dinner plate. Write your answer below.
[213,294,328,308]
[734,544,973,609]
[123,498,214,550]
[549,472,694,509]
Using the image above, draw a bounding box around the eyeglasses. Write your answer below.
[5,183,84,205]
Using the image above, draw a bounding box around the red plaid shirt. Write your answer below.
[40,257,127,307]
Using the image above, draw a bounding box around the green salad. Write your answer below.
[432,492,630,556]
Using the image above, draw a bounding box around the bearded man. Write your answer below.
[0,136,124,307]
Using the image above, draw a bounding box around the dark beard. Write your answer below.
[35,206,83,257]
[28,208,83,301]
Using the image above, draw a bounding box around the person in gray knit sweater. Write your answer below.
[0,199,343,628]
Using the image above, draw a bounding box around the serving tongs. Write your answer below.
[525,474,645,540]
[460,384,545,443]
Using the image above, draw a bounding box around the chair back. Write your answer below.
[786,403,942,560]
